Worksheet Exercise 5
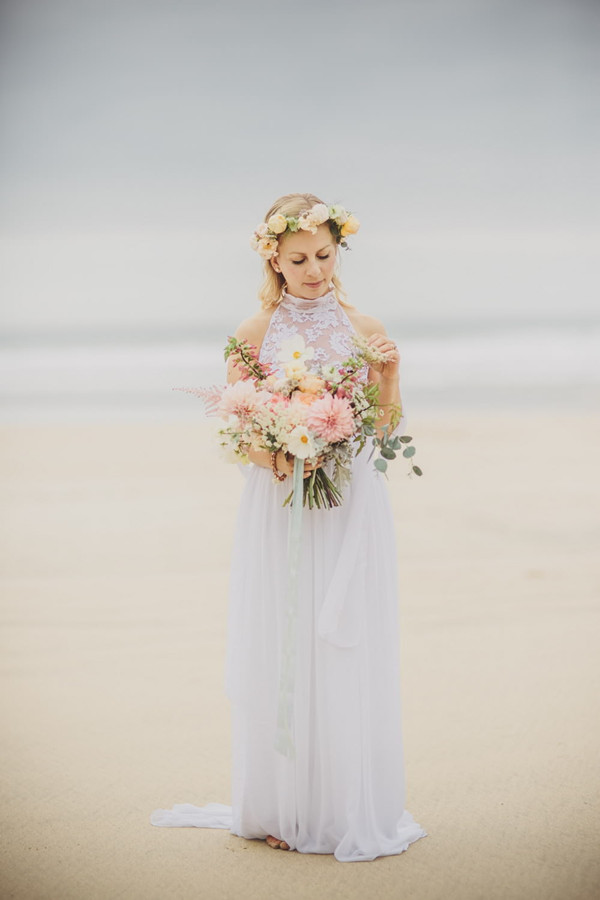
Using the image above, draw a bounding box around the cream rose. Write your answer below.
[267,213,288,235]
[284,359,308,379]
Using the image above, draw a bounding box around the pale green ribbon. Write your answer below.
[274,456,305,758]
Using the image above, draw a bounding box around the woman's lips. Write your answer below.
[305,280,323,287]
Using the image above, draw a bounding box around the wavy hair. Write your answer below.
[256,192,353,310]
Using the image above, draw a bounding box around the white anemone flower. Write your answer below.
[277,334,315,367]
[287,425,316,459]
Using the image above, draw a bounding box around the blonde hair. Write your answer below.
[257,192,353,310]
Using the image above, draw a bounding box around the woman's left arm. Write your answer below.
[359,318,403,436]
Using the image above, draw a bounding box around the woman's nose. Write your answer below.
[306,258,322,277]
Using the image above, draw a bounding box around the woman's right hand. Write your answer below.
[277,452,324,480]
[275,450,295,478]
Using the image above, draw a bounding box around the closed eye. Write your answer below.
[291,254,330,266]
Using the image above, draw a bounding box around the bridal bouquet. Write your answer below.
[176,333,421,509]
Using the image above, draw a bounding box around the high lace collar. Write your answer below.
[280,286,338,311]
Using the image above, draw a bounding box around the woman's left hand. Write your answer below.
[367,333,401,380]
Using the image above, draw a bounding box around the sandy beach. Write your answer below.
[1,411,599,900]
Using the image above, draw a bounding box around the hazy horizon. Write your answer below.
[1,0,598,337]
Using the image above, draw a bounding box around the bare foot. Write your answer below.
[266,834,290,850]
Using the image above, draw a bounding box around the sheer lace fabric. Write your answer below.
[261,290,359,373]
[150,287,426,861]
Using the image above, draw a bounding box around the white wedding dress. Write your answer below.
[150,288,427,862]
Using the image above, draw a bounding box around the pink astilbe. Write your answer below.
[173,385,223,415]
[305,394,355,443]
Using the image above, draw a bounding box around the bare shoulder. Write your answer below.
[233,307,275,348]
[344,307,388,338]
[227,306,275,384]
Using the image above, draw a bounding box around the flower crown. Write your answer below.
[250,202,360,260]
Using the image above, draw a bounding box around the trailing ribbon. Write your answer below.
[274,456,305,758]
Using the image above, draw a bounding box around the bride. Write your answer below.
[151,192,427,862]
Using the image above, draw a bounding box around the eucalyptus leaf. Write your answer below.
[374,458,388,473]
[412,465,423,476]
[402,446,416,458]
[399,435,413,443]
[381,447,396,460]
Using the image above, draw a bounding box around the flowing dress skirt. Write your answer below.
[152,450,427,862]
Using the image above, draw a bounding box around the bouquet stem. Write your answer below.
[283,466,343,510]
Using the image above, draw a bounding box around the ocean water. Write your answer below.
[1,316,598,424]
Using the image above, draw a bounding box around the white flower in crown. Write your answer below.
[298,203,329,234]
[329,204,349,225]
[277,334,315,367]
[311,203,330,224]
[296,219,316,235]
[250,201,359,255]
[287,425,316,459]
[297,204,329,234]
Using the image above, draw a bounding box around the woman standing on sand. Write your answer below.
[151,192,427,862]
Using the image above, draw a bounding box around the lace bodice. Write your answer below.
[259,287,360,374]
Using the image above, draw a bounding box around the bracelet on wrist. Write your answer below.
[271,450,287,482]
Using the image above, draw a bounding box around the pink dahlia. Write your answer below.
[305,394,355,443]
[218,380,269,421]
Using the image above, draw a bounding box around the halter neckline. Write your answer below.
[280,287,338,311]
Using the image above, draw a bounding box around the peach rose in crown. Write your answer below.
[257,237,279,259]
[340,215,360,237]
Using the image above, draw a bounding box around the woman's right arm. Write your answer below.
[225,314,314,480]
[226,313,287,473]
[226,312,271,386]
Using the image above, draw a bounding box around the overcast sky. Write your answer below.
[1,0,598,334]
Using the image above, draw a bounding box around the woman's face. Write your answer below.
[270,223,337,299]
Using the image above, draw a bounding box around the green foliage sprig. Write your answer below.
[224,336,272,381]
